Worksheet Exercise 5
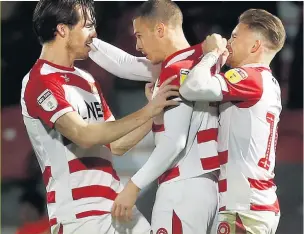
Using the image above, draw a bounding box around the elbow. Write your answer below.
[173,136,187,154]
[180,85,219,102]
[76,139,94,149]
[111,148,128,156]
[110,142,129,156]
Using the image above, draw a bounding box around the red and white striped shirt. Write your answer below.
[132,45,220,188]
[215,65,281,213]
[180,61,281,214]
[21,59,121,226]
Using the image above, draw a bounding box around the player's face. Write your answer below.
[133,17,165,64]
[226,23,257,67]
[66,7,97,60]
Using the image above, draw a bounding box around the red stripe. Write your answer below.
[49,218,57,227]
[58,224,63,234]
[197,128,218,143]
[76,210,110,219]
[200,156,220,170]
[219,150,228,165]
[47,191,56,204]
[235,213,247,234]
[158,167,180,184]
[248,178,275,190]
[42,166,51,187]
[219,206,226,212]
[218,179,227,193]
[172,210,183,234]
[152,123,165,132]
[250,199,280,213]
[68,157,120,181]
[72,185,118,201]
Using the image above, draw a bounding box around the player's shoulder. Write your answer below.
[222,66,265,85]
[74,67,96,83]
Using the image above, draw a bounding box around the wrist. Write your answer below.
[200,51,220,67]
[129,179,141,193]
[141,104,154,120]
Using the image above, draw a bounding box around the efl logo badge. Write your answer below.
[225,68,248,84]
[37,89,58,112]
[180,68,190,85]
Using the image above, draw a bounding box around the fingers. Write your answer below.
[165,100,180,107]
[112,205,132,222]
[164,91,180,99]
[158,84,179,94]
[160,75,177,87]
[145,82,154,89]
[126,207,133,221]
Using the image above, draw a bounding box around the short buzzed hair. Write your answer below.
[239,9,286,52]
[133,0,183,26]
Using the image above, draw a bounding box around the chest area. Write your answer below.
[63,82,105,123]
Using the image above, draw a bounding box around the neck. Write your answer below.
[163,28,190,60]
[40,41,74,68]
[237,51,275,68]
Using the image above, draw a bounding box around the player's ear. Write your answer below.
[56,24,68,38]
[155,23,165,38]
[251,40,261,53]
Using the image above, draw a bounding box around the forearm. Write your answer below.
[81,107,153,148]
[110,119,153,156]
[89,38,160,81]
[131,103,193,189]
[131,135,185,189]
[180,52,224,101]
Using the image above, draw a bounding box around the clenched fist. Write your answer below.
[202,34,227,56]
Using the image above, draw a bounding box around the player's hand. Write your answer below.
[146,75,180,117]
[111,180,140,222]
[145,82,155,101]
[220,48,230,66]
[202,33,227,56]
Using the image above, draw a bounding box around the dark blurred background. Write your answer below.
[1,1,303,234]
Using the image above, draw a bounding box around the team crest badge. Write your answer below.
[224,68,248,84]
[180,68,190,85]
[37,89,58,112]
[217,222,231,234]
[89,82,98,94]
[156,228,168,234]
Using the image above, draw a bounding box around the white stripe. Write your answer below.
[69,170,121,189]
[165,50,195,68]
[214,74,228,92]
[250,187,278,205]
[21,73,31,117]
[50,107,74,123]
[197,140,218,158]
[106,115,115,122]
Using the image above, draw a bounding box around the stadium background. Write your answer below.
[1,1,303,233]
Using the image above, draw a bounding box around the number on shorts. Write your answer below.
[258,112,277,170]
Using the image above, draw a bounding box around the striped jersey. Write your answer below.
[152,45,220,184]
[214,64,281,213]
[21,59,121,226]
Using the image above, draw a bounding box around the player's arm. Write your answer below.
[130,68,193,189]
[89,38,161,82]
[109,76,176,155]
[26,74,179,149]
[179,52,224,101]
[180,52,263,102]
[131,101,193,189]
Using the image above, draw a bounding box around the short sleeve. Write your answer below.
[24,73,74,128]
[215,67,263,103]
